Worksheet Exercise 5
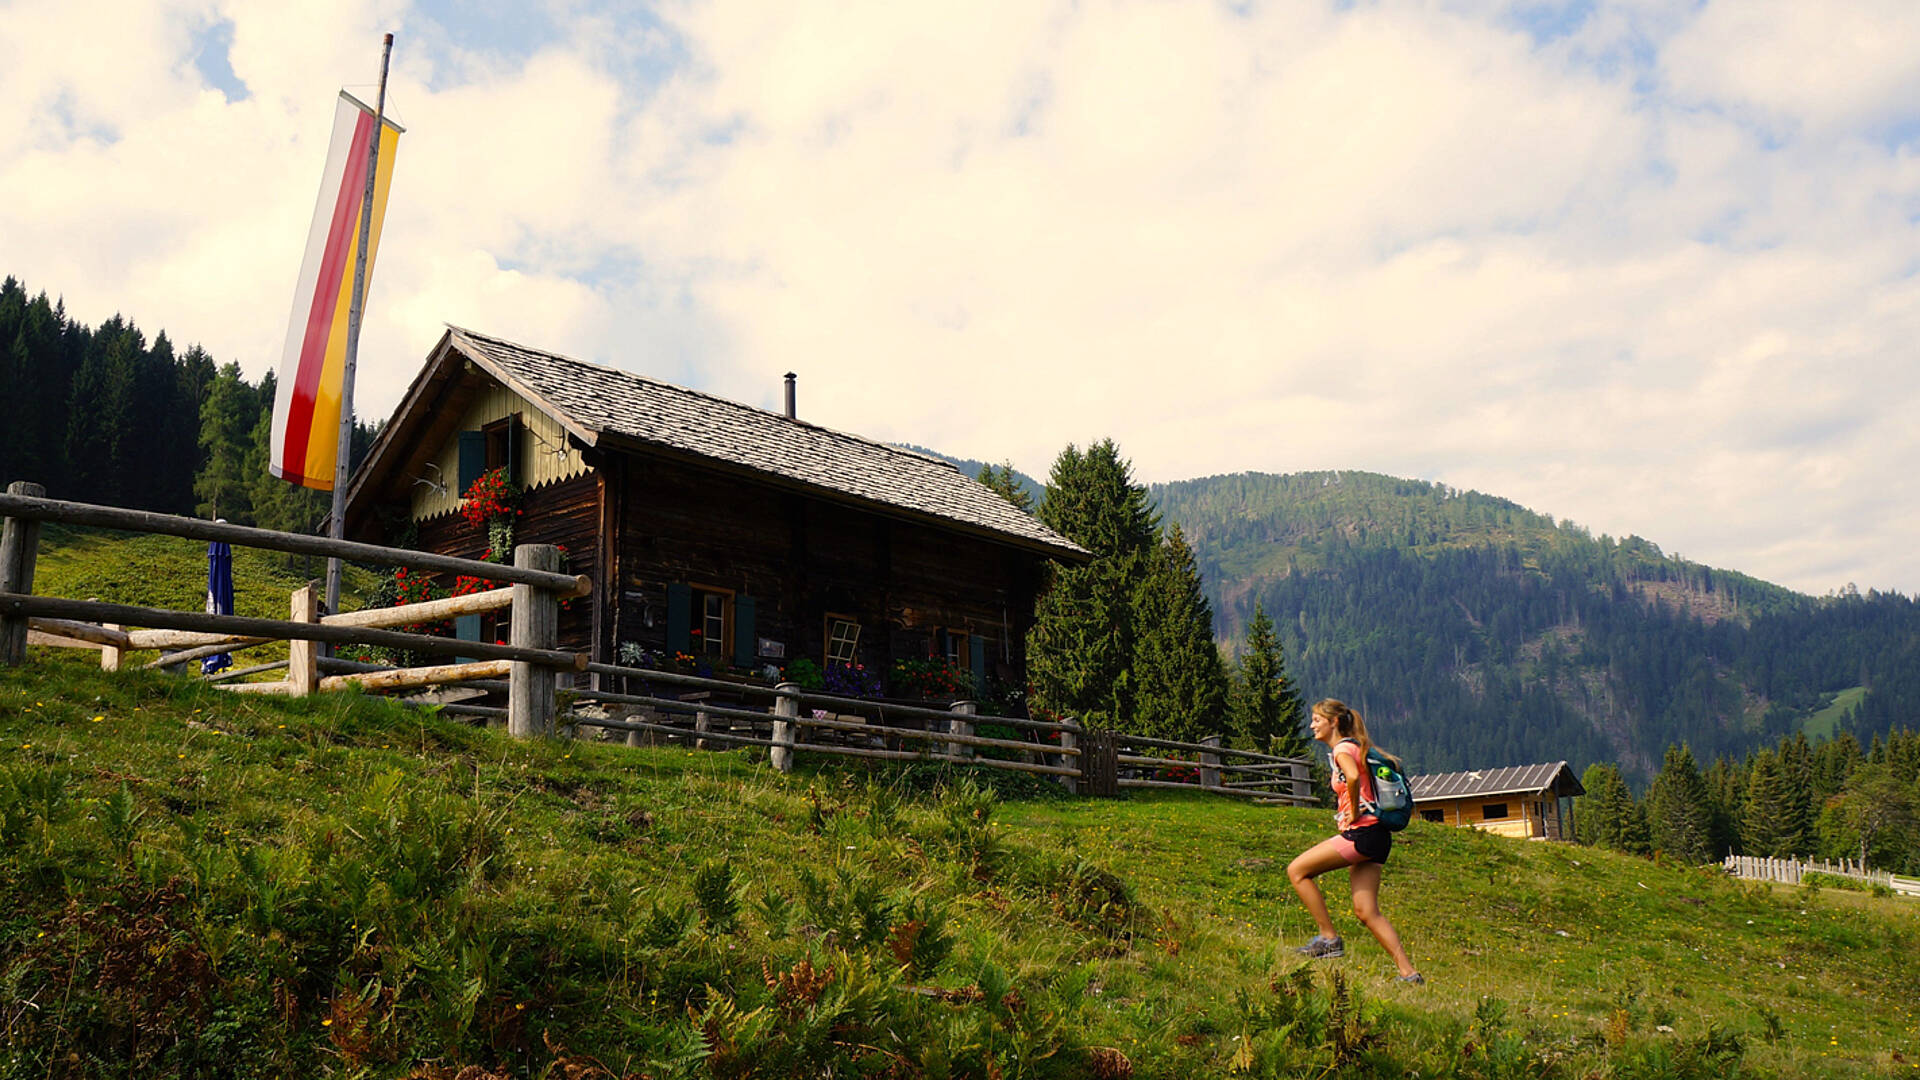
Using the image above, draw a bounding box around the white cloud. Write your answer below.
[3,0,1917,596]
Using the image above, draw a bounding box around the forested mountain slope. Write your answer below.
[1151,471,1920,781]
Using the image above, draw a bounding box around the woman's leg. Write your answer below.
[1348,861,1417,977]
[1287,837,1354,940]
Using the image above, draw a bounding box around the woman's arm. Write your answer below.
[1332,742,1365,822]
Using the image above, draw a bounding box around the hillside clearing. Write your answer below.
[2,656,1916,1077]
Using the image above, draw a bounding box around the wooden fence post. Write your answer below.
[0,481,46,666]
[1289,758,1312,806]
[947,700,976,761]
[1200,735,1222,790]
[1082,730,1119,798]
[508,544,562,738]
[288,583,320,696]
[1057,727,1079,795]
[771,682,799,773]
[100,622,125,673]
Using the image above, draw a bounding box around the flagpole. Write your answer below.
[325,32,394,616]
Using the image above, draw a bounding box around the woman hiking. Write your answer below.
[1286,698,1423,984]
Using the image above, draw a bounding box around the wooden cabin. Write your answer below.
[341,326,1087,696]
[1408,762,1585,840]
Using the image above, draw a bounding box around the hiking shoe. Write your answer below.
[1396,973,1426,985]
[1294,934,1344,958]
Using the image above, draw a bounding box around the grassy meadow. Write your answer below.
[2,648,1917,1079]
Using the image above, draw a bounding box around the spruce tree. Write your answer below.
[1741,750,1802,857]
[1704,756,1745,859]
[1779,733,1816,857]
[1130,524,1230,741]
[1619,795,1654,857]
[1027,440,1158,729]
[1230,602,1307,756]
[976,461,1035,514]
[1576,763,1637,851]
[195,362,258,522]
[1037,440,1157,559]
[1646,744,1715,864]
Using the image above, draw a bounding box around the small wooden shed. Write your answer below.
[340,326,1088,695]
[1408,762,1585,841]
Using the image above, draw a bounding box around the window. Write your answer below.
[825,616,861,665]
[941,629,969,663]
[1482,803,1509,820]
[482,414,519,481]
[1422,809,1445,823]
[691,586,731,658]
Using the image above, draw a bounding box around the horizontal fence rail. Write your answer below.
[0,593,586,672]
[0,490,589,595]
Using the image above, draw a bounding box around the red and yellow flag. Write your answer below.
[269,91,402,491]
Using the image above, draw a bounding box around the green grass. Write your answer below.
[3,654,1917,1078]
[1802,687,1866,742]
[28,524,384,675]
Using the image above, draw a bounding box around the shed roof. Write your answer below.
[350,326,1087,560]
[1409,762,1585,802]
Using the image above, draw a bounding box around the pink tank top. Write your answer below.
[1331,740,1379,830]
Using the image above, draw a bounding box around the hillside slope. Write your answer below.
[1151,471,1920,779]
[2,657,1915,1078]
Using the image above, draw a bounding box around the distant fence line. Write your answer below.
[2,480,1315,805]
[1722,854,1920,898]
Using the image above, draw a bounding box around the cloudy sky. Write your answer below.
[5,0,1918,595]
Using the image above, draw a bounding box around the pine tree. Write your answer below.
[1647,743,1715,864]
[1037,440,1158,559]
[1027,440,1159,728]
[1704,756,1745,859]
[1809,732,1862,805]
[1618,793,1654,857]
[1027,559,1132,727]
[976,461,1034,514]
[1741,750,1802,857]
[1130,524,1230,741]
[1779,732,1816,857]
[1230,602,1306,756]
[1576,763,1640,851]
[195,362,258,522]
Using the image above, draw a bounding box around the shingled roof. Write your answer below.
[1409,762,1585,802]
[440,326,1088,559]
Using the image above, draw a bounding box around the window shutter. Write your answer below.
[969,635,986,694]
[457,431,486,493]
[454,614,481,664]
[666,584,692,654]
[734,595,756,668]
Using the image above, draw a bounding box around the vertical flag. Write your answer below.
[269,91,402,491]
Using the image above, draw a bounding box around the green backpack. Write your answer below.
[1345,741,1414,831]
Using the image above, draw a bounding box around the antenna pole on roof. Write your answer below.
[324,32,394,615]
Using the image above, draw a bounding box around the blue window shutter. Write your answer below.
[666,584,692,654]
[454,614,481,664]
[734,595,756,668]
[970,635,987,694]
[457,431,486,493]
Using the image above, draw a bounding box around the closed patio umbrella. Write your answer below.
[203,536,234,675]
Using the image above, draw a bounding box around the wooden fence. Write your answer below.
[1722,854,1920,898]
[1,481,1314,804]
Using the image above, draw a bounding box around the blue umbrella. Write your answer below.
[203,538,234,675]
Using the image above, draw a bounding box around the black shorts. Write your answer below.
[1340,824,1393,866]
